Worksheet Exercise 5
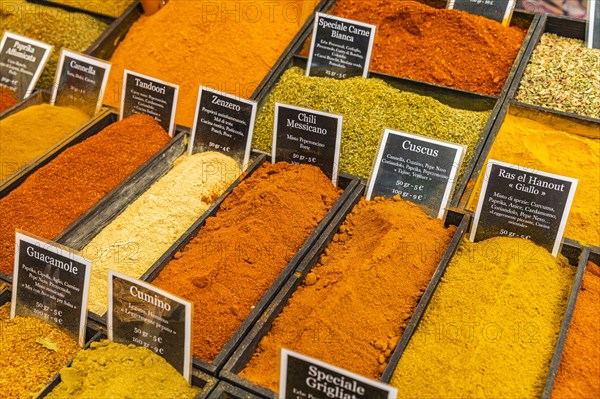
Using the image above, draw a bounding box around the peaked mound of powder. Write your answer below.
[46,340,199,398]
[0,114,171,274]
[104,0,318,127]
[327,0,525,95]
[240,196,457,392]
[152,162,341,362]
[391,237,575,398]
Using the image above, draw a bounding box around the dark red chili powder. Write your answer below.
[0,114,171,274]
[0,86,18,113]
[309,0,526,96]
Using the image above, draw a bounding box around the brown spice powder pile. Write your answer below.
[0,114,171,275]
[0,86,17,113]
[552,261,600,399]
[0,303,80,398]
[322,0,526,96]
[152,162,341,362]
[240,196,456,392]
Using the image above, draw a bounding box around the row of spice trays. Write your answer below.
[1,191,598,398]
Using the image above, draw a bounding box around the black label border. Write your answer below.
[366,129,466,218]
[189,86,257,170]
[0,31,53,97]
[447,0,516,25]
[272,102,343,185]
[50,49,112,115]
[107,271,193,382]
[120,69,180,136]
[306,12,377,79]
[470,159,578,256]
[11,230,91,347]
[280,348,398,399]
[588,0,599,49]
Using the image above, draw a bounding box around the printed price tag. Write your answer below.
[50,49,111,116]
[189,86,257,170]
[588,0,600,49]
[0,32,52,100]
[11,231,91,346]
[121,70,179,136]
[447,0,516,25]
[280,349,397,399]
[273,103,342,185]
[307,13,376,79]
[470,160,578,256]
[366,129,465,218]
[108,272,192,381]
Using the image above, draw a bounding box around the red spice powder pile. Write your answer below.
[0,86,18,113]
[551,261,600,399]
[0,114,170,275]
[152,162,341,362]
[321,0,526,95]
[240,196,456,392]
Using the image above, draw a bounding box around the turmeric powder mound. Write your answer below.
[468,112,600,246]
[0,114,171,275]
[551,261,600,399]
[104,0,318,127]
[0,104,89,182]
[239,196,456,392]
[152,162,341,362]
[391,237,576,398]
[0,303,80,399]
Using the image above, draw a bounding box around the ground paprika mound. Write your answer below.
[240,196,456,392]
[0,104,90,182]
[468,111,600,247]
[0,303,80,399]
[104,0,319,127]
[391,237,575,398]
[152,162,341,362]
[302,0,526,96]
[0,114,171,275]
[551,261,600,399]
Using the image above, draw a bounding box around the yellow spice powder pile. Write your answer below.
[391,237,575,398]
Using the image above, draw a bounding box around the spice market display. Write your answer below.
[0,0,598,398]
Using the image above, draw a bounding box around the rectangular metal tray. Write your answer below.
[220,183,470,398]
[506,13,600,124]
[378,234,587,399]
[0,111,183,282]
[253,54,503,210]
[134,168,361,376]
[455,100,600,229]
[0,91,106,184]
[35,331,219,399]
[58,150,267,325]
[208,382,263,399]
[253,0,539,105]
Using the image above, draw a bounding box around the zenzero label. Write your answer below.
[588,0,600,49]
[108,272,192,381]
[470,160,578,256]
[307,13,376,79]
[50,49,111,116]
[272,103,342,185]
[366,129,465,218]
[447,0,516,25]
[11,231,91,346]
[280,349,397,399]
[0,32,52,100]
[189,86,257,170]
[121,70,179,136]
